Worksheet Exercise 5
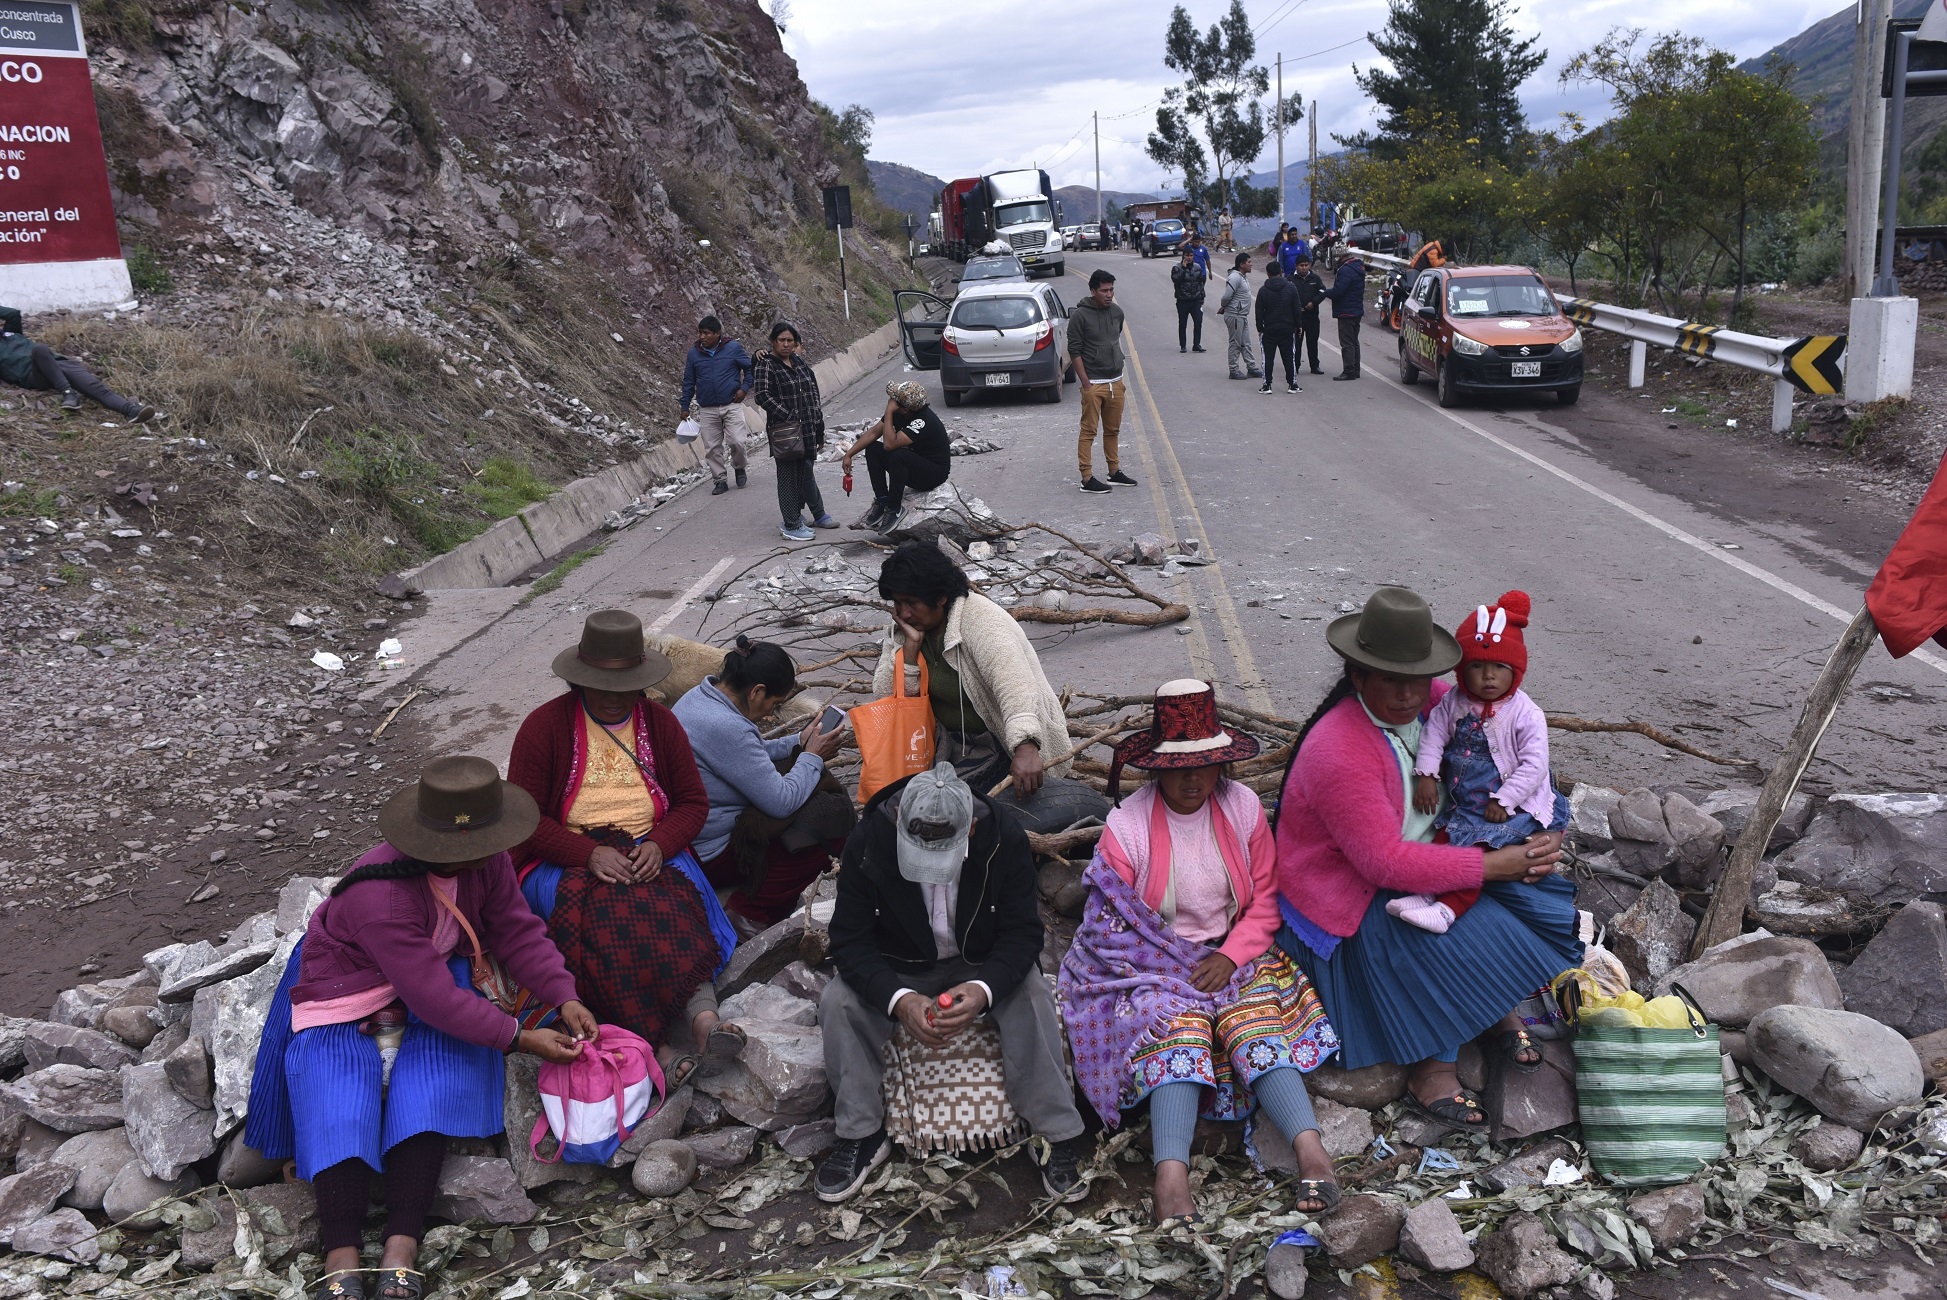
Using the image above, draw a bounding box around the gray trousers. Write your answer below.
[693,404,748,481]
[1224,314,1258,377]
[821,960,1085,1142]
[22,345,140,417]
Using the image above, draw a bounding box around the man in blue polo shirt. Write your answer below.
[681,316,754,495]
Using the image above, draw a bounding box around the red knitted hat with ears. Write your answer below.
[1455,590,1531,694]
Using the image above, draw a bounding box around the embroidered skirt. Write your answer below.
[244,939,506,1179]
[1122,950,1337,1122]
[1279,875,1582,1070]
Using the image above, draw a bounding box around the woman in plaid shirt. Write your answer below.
[752,321,837,541]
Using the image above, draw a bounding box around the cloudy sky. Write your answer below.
[775,0,1846,194]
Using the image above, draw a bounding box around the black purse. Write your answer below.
[767,420,806,462]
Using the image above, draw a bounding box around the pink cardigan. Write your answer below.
[1099,780,1280,968]
[1275,693,1485,938]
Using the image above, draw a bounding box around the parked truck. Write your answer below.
[962,169,1064,279]
[937,177,982,261]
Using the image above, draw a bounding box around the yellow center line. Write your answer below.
[1122,322,1274,714]
[1117,372,1218,686]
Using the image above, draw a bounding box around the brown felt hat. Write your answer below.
[550,608,673,693]
[1325,586,1462,677]
[376,755,540,863]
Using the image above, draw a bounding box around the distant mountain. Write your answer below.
[866,160,946,220]
[1052,185,1159,223]
[1743,0,1929,139]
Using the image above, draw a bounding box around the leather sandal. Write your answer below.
[1495,1028,1544,1073]
[317,1272,365,1300]
[658,1049,702,1090]
[705,1023,747,1062]
[375,1269,423,1300]
[1403,1089,1488,1133]
[1295,1179,1343,1216]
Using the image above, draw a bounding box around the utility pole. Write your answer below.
[1307,108,1318,234]
[1094,110,1103,228]
[1276,54,1285,227]
[1847,0,1891,298]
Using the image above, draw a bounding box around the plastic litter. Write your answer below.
[1442,1180,1474,1200]
[377,638,404,658]
[310,650,345,672]
[1416,1147,1461,1176]
[1542,1158,1584,1185]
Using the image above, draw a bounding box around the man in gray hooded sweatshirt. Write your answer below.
[1217,253,1262,381]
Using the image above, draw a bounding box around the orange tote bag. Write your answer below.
[850,650,937,804]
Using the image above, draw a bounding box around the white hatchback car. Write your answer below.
[895,279,1075,406]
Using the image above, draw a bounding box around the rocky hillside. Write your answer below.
[865,159,945,220]
[4,0,913,605]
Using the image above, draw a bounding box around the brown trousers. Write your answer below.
[1077,378,1126,479]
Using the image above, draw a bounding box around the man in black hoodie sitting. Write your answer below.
[816,762,1088,1204]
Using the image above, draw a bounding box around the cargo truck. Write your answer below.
[936,178,981,261]
[963,169,1064,279]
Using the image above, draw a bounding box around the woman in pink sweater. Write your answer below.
[1061,682,1341,1223]
[1272,589,1578,1134]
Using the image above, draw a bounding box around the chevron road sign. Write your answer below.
[1783,335,1847,395]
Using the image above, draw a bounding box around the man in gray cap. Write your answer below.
[817,762,1087,1203]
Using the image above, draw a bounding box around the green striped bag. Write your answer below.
[1570,982,1727,1186]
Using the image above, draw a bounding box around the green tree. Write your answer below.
[1353,0,1544,164]
[1146,2,1290,213]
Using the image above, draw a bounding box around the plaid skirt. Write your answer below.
[1123,950,1336,1121]
[542,861,721,1046]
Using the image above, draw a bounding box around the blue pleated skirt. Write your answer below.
[243,937,507,1179]
[1276,875,1582,1070]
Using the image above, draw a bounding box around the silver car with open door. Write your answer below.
[895,282,1072,406]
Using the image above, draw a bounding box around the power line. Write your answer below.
[1285,34,1372,63]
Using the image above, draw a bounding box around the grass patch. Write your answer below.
[56,563,85,584]
[1673,397,1712,421]
[0,486,62,517]
[528,544,604,599]
[1845,396,1907,450]
[466,456,551,519]
[124,243,173,296]
[80,0,153,48]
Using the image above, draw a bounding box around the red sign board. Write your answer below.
[0,2,122,267]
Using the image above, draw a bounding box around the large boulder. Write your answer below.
[1313,1193,1402,1269]
[1575,865,1642,929]
[50,1127,137,1211]
[1748,1006,1925,1129]
[1696,788,1814,852]
[1302,1060,1407,1111]
[1773,793,1947,906]
[717,984,817,1029]
[1609,880,1694,993]
[1652,934,1843,1028]
[181,1183,319,1268]
[22,1023,141,1075]
[0,1065,126,1133]
[1608,788,1676,876]
[884,482,1004,548]
[733,1019,829,1114]
[102,1161,201,1230]
[1566,785,1623,854]
[12,1208,100,1263]
[1836,902,1947,1038]
[192,929,300,1135]
[716,914,808,999]
[0,1164,78,1245]
[1485,1040,1577,1142]
[119,1063,218,1180]
[1748,880,1882,938]
[631,1139,697,1197]
[1662,793,1726,888]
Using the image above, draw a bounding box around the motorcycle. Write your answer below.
[1378,265,1409,332]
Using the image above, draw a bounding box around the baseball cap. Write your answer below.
[894,762,974,884]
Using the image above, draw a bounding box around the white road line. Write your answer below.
[648,556,736,634]
[1319,333,1947,677]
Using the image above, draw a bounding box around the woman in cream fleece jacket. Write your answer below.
[871,542,1071,795]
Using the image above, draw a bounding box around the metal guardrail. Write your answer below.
[1351,249,1845,433]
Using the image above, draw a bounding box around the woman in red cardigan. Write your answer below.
[1273,588,1577,1134]
[508,610,741,1080]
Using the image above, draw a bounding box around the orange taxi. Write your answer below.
[1397,264,1584,407]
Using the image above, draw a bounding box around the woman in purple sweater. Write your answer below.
[245,757,597,1300]
[1271,589,1578,1135]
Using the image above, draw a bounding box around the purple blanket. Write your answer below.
[1058,856,1273,1126]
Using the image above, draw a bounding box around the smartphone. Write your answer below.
[820,704,848,734]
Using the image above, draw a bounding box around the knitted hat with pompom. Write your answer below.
[1455,590,1531,695]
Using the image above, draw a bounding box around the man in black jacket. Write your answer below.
[1292,256,1328,376]
[817,763,1088,1204]
[1323,247,1368,379]
[1253,262,1302,394]
[1169,248,1207,353]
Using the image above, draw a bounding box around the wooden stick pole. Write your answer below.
[1689,607,1880,958]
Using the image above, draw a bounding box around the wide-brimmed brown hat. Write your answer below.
[376,755,540,863]
[1325,587,1462,677]
[1107,679,1260,801]
[550,609,673,693]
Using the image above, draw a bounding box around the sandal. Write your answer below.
[375,1269,423,1300]
[1404,1088,1488,1134]
[1294,1179,1342,1216]
[658,1050,702,1090]
[1495,1028,1544,1073]
[317,1272,365,1300]
[705,1023,747,1063]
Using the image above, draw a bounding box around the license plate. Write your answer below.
[1511,361,1542,378]
[984,373,1012,387]
[1022,255,1041,264]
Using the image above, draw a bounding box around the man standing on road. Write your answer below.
[1253,261,1302,394]
[1278,231,1301,279]
[1069,269,1139,495]
[1171,248,1208,354]
[1293,255,1327,376]
[680,315,753,495]
[1189,233,1211,278]
[1323,247,1367,381]
[1219,253,1261,381]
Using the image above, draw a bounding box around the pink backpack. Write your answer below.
[529,1025,664,1165]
